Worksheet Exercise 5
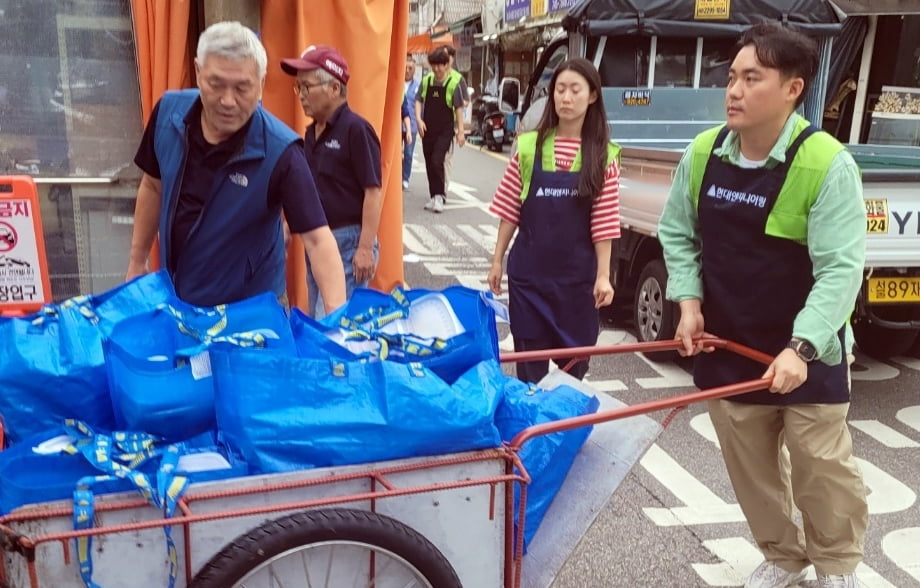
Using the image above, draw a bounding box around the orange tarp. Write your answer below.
[261,1,410,308]
[407,31,454,54]
[131,0,193,271]
[130,1,409,310]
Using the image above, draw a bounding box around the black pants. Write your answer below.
[513,337,590,384]
[422,131,453,199]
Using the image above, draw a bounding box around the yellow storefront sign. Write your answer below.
[694,0,730,20]
[532,0,547,17]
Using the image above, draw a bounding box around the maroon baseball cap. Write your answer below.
[281,45,350,84]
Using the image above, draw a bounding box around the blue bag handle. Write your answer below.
[334,286,411,331]
[326,359,428,379]
[63,420,189,588]
[23,305,63,332]
[59,296,101,326]
[372,332,449,358]
[159,303,281,357]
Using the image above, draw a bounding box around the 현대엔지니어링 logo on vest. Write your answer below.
[535,186,579,198]
[705,184,767,208]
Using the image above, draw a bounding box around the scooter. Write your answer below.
[482,110,507,152]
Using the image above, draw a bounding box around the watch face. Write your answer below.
[799,340,817,361]
[788,339,817,361]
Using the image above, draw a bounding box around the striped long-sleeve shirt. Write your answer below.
[488,137,621,242]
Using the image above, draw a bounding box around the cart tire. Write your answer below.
[634,259,677,362]
[190,507,462,588]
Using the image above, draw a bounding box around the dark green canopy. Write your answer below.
[562,0,844,38]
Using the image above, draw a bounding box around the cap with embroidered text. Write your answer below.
[281,45,350,84]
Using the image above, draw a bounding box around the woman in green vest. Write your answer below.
[486,58,622,383]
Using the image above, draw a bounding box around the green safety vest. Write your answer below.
[516,130,621,201]
[420,70,463,113]
[688,116,845,243]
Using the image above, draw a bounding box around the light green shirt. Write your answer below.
[658,113,866,364]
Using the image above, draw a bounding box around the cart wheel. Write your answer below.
[190,507,462,588]
[634,259,677,362]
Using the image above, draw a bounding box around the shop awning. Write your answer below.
[449,13,482,34]
[407,30,453,54]
[831,0,920,14]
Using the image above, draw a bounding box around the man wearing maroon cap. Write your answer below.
[282,45,383,318]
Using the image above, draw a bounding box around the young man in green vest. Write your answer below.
[659,22,867,588]
[415,46,465,213]
[442,44,469,195]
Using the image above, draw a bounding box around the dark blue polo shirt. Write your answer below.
[304,103,382,229]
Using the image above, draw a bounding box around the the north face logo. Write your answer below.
[229,173,248,188]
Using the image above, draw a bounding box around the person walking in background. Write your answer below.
[402,54,421,189]
[415,46,465,213]
[442,44,469,194]
[487,58,621,383]
[127,21,345,311]
[402,91,413,169]
[281,45,383,318]
[658,22,868,588]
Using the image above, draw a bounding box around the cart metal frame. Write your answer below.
[0,338,773,588]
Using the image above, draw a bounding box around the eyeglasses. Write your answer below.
[293,81,328,95]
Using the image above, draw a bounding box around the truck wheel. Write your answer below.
[190,508,462,588]
[852,320,919,359]
[910,331,920,357]
[634,260,677,362]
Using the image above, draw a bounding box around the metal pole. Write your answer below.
[803,36,832,126]
[849,15,878,144]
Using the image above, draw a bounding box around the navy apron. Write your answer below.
[694,126,849,405]
[507,144,598,370]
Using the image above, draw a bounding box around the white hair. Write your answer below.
[313,68,348,98]
[197,21,267,79]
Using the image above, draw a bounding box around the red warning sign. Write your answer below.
[0,222,17,252]
[0,176,51,313]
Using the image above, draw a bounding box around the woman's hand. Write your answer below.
[593,277,614,308]
[487,260,504,295]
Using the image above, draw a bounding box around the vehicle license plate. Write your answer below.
[494,129,504,139]
[865,199,889,234]
[867,277,920,303]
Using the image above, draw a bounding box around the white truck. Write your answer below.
[504,0,920,359]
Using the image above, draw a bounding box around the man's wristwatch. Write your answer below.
[786,338,818,362]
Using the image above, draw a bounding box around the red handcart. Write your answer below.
[0,338,772,588]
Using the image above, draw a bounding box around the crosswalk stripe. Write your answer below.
[850,420,920,448]
[403,224,449,255]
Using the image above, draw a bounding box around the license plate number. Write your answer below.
[865,198,889,234]
[494,129,504,139]
[868,277,920,303]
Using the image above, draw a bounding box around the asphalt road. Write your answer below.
[401,139,920,587]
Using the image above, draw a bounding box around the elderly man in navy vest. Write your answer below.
[127,21,345,311]
[282,45,383,318]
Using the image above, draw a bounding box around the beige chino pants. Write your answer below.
[708,400,869,576]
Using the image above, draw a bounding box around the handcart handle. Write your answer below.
[507,337,775,451]
[500,337,774,365]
